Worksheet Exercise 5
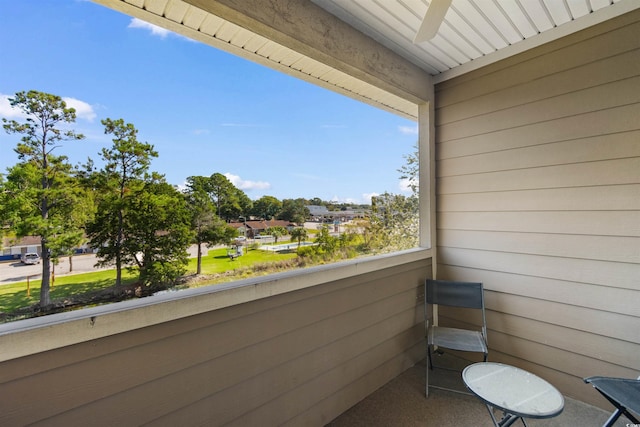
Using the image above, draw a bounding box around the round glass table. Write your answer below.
[462,362,564,427]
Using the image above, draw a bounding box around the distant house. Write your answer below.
[1,236,93,261]
[229,219,296,239]
[1,236,41,261]
[306,205,367,222]
[306,205,330,217]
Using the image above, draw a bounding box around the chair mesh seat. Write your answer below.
[585,377,640,415]
[429,326,488,353]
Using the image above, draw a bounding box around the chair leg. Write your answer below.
[603,408,623,427]
[425,359,429,398]
[425,347,429,397]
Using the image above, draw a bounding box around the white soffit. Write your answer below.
[92,0,419,120]
[92,0,640,119]
[312,0,640,83]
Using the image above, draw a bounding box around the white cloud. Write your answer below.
[0,93,96,122]
[398,125,418,135]
[192,129,210,135]
[224,173,271,191]
[330,195,361,204]
[175,181,188,193]
[398,178,416,193]
[362,192,380,203]
[0,94,27,119]
[128,18,172,38]
[63,97,96,121]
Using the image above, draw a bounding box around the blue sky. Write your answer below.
[0,0,418,204]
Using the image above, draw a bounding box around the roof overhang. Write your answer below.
[91,0,640,121]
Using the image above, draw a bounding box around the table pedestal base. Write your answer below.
[486,404,528,427]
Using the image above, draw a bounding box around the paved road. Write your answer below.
[0,245,207,285]
[0,254,103,285]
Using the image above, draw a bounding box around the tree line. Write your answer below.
[0,90,419,310]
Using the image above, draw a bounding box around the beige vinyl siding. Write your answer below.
[434,9,640,408]
[0,258,430,426]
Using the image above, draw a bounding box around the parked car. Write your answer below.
[20,253,40,265]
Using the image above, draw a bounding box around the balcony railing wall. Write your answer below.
[0,253,431,425]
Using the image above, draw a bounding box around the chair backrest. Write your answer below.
[426,279,484,309]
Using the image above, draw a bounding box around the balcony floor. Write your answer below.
[327,356,627,427]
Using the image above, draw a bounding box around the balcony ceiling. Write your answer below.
[312,0,635,81]
[93,0,638,119]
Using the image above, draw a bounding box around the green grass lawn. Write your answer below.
[0,269,138,313]
[0,246,298,313]
[189,246,297,275]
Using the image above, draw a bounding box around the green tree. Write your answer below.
[314,224,337,255]
[252,195,282,220]
[289,227,308,248]
[206,217,239,247]
[278,198,309,224]
[370,192,418,251]
[86,118,158,286]
[207,173,238,220]
[123,177,193,285]
[344,217,375,249]
[1,90,85,307]
[267,226,287,244]
[398,141,419,195]
[234,189,253,221]
[184,175,216,275]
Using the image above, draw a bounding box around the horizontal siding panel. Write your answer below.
[449,311,640,375]
[227,326,422,426]
[285,342,423,426]
[2,279,422,424]
[438,185,640,213]
[439,210,640,239]
[0,262,426,384]
[439,265,640,318]
[484,292,640,345]
[439,229,640,263]
[439,131,640,177]
[439,76,640,142]
[0,260,430,426]
[438,247,640,290]
[153,328,421,426]
[54,305,422,426]
[435,9,640,409]
[438,102,640,159]
[489,333,639,396]
[436,48,640,125]
[439,158,640,194]
[435,17,640,106]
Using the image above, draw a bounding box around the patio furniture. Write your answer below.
[425,279,488,397]
[584,376,640,427]
[463,362,564,427]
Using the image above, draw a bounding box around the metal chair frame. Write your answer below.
[584,376,640,427]
[425,279,488,397]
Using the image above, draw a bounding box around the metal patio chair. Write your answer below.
[584,375,640,427]
[425,279,488,397]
